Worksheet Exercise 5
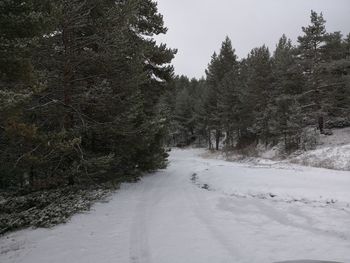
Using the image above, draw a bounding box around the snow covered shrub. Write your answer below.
[290,145,350,171]
[0,186,113,235]
[300,127,320,151]
[326,117,350,129]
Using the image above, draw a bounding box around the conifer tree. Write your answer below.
[0,0,176,189]
[297,10,327,131]
[244,45,273,145]
[217,70,241,149]
[165,10,349,155]
[271,35,304,150]
[0,0,50,187]
[205,37,237,150]
[320,32,350,123]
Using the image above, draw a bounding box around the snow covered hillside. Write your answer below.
[1,149,349,263]
[210,128,350,171]
[290,128,350,170]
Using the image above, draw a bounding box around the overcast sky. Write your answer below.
[155,0,350,79]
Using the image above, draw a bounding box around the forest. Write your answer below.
[0,0,176,191]
[0,0,178,232]
[1,2,350,190]
[165,11,350,153]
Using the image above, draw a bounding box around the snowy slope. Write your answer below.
[195,158,350,205]
[290,128,350,170]
[291,144,350,170]
[209,128,350,171]
[319,128,350,147]
[0,149,349,263]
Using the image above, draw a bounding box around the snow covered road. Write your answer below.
[1,149,350,263]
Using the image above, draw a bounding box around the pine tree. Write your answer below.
[320,32,350,124]
[322,32,344,61]
[271,35,305,150]
[164,76,208,146]
[297,10,327,131]
[0,0,51,188]
[192,78,209,146]
[244,45,273,145]
[205,37,237,150]
[204,52,220,149]
[217,70,241,149]
[0,0,176,189]
[164,10,349,155]
[174,80,195,142]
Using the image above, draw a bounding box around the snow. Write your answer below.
[196,156,350,204]
[319,128,350,148]
[291,144,350,170]
[291,128,350,170]
[1,148,350,263]
[210,128,350,171]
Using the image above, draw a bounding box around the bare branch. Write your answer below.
[13,144,42,169]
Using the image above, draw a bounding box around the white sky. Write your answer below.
[155,0,350,79]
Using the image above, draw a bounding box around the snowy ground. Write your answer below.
[291,128,350,170]
[214,128,350,171]
[1,148,349,263]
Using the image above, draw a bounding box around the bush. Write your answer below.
[326,117,350,129]
[0,185,114,235]
[300,127,320,151]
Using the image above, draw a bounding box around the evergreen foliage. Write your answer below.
[0,0,176,190]
[205,37,238,150]
[2,6,350,190]
[166,10,350,154]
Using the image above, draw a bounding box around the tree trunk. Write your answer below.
[208,130,212,150]
[225,130,230,149]
[284,132,287,148]
[318,116,324,134]
[29,166,35,188]
[62,24,74,130]
[68,174,75,185]
[62,25,75,185]
[215,129,220,151]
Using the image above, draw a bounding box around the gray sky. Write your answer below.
[155,0,350,79]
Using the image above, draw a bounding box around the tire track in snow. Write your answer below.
[217,194,350,241]
[186,172,245,262]
[128,172,170,263]
[252,199,350,240]
[129,179,154,263]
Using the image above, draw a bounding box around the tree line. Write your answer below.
[166,11,350,152]
[0,0,176,190]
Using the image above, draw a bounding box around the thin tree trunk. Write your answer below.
[62,25,75,185]
[215,129,220,151]
[63,26,74,130]
[226,130,230,149]
[208,130,212,150]
[318,116,324,134]
[29,166,35,188]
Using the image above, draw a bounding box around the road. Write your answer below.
[1,149,349,263]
